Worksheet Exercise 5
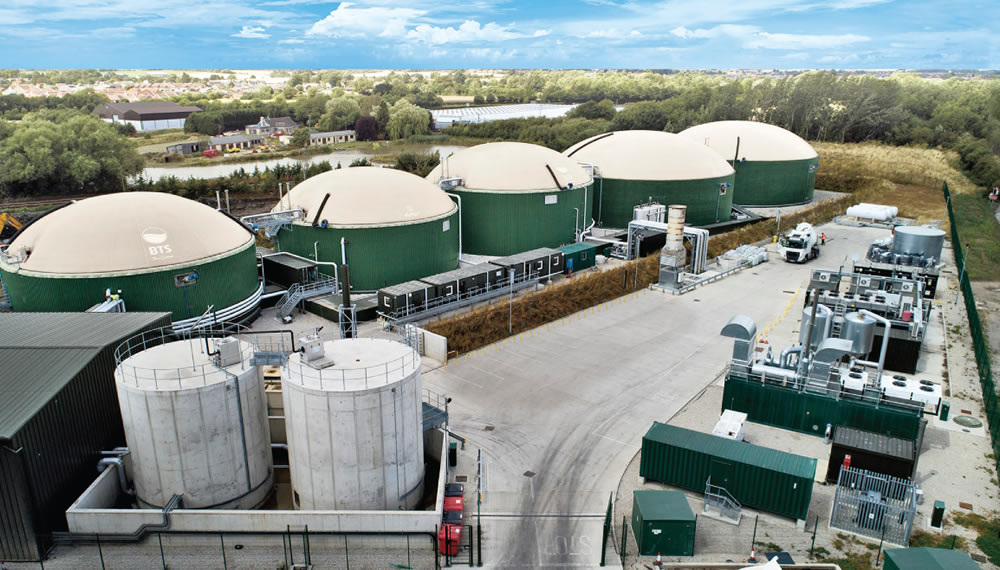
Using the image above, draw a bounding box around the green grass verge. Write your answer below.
[951,192,1000,281]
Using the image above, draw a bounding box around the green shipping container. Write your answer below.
[721,376,925,441]
[631,490,696,556]
[640,422,816,521]
[883,547,980,570]
[558,242,598,273]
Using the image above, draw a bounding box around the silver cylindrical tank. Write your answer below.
[893,226,945,260]
[799,303,832,348]
[283,338,424,511]
[841,312,876,355]
[115,334,273,509]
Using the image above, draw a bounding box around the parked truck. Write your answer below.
[778,223,820,263]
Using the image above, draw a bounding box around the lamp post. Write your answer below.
[508,268,515,334]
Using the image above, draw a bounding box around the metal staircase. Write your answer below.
[704,478,742,523]
[275,272,337,319]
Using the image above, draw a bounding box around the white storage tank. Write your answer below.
[115,330,273,509]
[283,337,424,510]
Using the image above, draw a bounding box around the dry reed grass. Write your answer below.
[814,141,976,195]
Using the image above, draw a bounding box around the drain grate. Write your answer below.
[456,475,468,482]
[484,425,495,431]
[961,409,973,415]
[523,470,536,478]
[960,502,973,510]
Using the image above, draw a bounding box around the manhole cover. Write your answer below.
[961,409,973,415]
[484,425,495,431]
[523,470,536,478]
[693,299,701,302]
[954,415,983,428]
[960,502,974,510]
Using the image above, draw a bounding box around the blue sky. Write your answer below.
[1,0,996,70]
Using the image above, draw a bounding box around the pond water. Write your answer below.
[141,144,468,181]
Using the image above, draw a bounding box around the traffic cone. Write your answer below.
[750,546,756,561]
[655,552,662,567]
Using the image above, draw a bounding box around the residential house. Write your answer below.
[246,116,298,136]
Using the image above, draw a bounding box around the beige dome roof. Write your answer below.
[427,142,592,192]
[3,192,253,275]
[564,130,734,180]
[277,167,456,227]
[679,121,818,161]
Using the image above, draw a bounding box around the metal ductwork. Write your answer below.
[720,315,757,362]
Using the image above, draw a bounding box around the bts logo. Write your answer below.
[141,226,174,258]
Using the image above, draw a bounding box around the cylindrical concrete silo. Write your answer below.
[679,121,820,206]
[114,330,273,509]
[282,337,424,510]
[273,167,459,290]
[426,142,594,256]
[563,130,736,227]
[0,192,261,327]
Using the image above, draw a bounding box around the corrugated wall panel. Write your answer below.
[731,159,818,206]
[1,244,258,321]
[276,212,459,290]
[0,447,37,561]
[3,314,170,560]
[595,175,735,228]
[639,423,815,520]
[721,377,924,441]
[454,184,593,256]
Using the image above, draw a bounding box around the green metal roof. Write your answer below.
[884,547,980,570]
[557,242,598,254]
[644,422,817,480]
[0,312,170,440]
[633,490,695,522]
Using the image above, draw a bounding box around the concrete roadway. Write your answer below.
[420,223,889,568]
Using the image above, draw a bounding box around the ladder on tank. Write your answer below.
[274,273,338,319]
[830,300,848,337]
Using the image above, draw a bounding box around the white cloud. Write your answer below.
[233,25,270,39]
[533,29,551,37]
[307,3,425,38]
[405,20,524,44]
[670,24,868,50]
[745,31,869,49]
[278,38,305,44]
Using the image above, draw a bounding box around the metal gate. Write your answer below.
[830,466,917,546]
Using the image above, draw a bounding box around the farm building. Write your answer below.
[0,312,171,561]
[310,130,357,146]
[679,120,820,206]
[273,167,459,290]
[0,193,261,328]
[93,101,202,131]
[426,142,594,256]
[209,134,264,151]
[563,130,736,227]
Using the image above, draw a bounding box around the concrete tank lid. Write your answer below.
[894,225,945,236]
[563,130,735,181]
[678,120,819,161]
[426,142,593,192]
[285,338,419,391]
[4,192,253,275]
[116,338,254,391]
[275,167,456,226]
